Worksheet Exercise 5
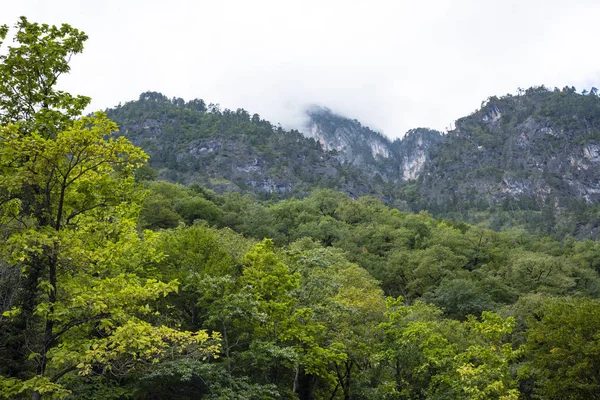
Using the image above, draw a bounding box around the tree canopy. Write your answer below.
[2,16,600,400]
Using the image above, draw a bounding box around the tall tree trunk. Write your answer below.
[33,246,59,400]
[296,367,315,400]
[343,361,352,400]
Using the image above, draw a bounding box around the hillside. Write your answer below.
[417,87,600,236]
[108,87,600,238]
[5,15,600,400]
[106,92,390,199]
[106,93,443,206]
[303,106,443,182]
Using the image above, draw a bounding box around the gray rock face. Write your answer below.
[246,178,293,194]
[303,106,443,182]
[159,136,343,195]
[303,106,395,167]
[398,128,444,180]
[418,89,600,214]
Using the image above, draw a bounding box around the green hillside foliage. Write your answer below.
[106,93,394,201]
[88,180,599,399]
[127,180,600,398]
[417,86,600,238]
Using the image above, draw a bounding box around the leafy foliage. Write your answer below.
[0,18,219,399]
[3,15,600,400]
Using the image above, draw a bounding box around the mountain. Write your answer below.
[417,86,600,236]
[108,87,600,238]
[396,128,445,180]
[302,106,443,182]
[106,92,391,199]
[106,93,443,204]
[303,106,397,171]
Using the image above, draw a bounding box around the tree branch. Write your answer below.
[52,313,110,342]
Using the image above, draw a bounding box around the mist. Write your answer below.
[4,0,600,138]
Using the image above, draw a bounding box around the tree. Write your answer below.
[286,239,385,399]
[453,312,522,400]
[0,17,90,136]
[378,300,522,400]
[425,278,496,320]
[524,297,600,399]
[378,297,460,399]
[0,18,220,399]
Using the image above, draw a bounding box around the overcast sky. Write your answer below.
[3,0,600,138]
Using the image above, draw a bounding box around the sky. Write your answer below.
[3,0,600,139]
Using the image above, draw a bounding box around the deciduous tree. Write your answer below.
[0,18,220,399]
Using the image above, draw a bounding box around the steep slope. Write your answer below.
[303,106,443,181]
[108,88,600,238]
[397,128,445,180]
[107,92,390,198]
[304,106,397,167]
[417,87,600,235]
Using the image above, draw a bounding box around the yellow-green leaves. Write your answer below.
[0,24,7,42]
[243,239,299,337]
[243,239,299,301]
[455,313,522,399]
[0,18,220,400]
[0,375,70,400]
[0,112,147,231]
[76,321,220,376]
[0,17,89,133]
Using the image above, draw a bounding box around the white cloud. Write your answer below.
[3,0,599,138]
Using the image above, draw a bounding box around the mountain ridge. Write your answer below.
[301,105,445,182]
[107,86,600,237]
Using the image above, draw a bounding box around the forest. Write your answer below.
[1,17,600,400]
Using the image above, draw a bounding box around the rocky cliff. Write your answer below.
[303,106,443,182]
[397,128,444,180]
[304,106,395,165]
[109,87,600,237]
[419,88,600,209]
[107,93,388,198]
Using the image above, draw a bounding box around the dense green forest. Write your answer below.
[1,17,600,400]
